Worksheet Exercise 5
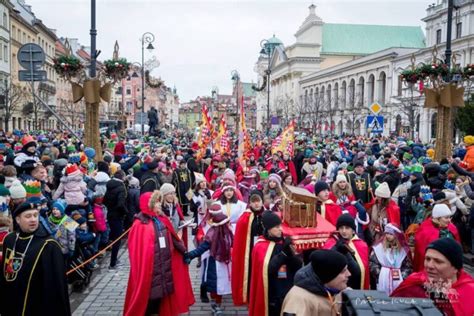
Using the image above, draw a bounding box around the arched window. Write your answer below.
[358,77,365,108]
[334,83,339,110]
[341,81,347,110]
[378,72,387,105]
[367,74,375,105]
[349,79,355,109]
[327,84,332,111]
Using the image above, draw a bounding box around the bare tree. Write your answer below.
[275,94,293,127]
[392,84,423,140]
[0,83,29,132]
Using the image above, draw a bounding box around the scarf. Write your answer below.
[205,224,233,263]
[48,214,64,225]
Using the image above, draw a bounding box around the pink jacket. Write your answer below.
[53,170,87,206]
[93,204,107,232]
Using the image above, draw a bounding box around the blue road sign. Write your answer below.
[366,115,384,133]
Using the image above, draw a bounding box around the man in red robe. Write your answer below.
[282,153,297,185]
[231,190,266,306]
[413,204,461,272]
[249,212,302,316]
[124,192,195,316]
[392,238,474,316]
[323,214,370,289]
[314,181,343,226]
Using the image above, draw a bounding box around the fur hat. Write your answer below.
[432,204,452,218]
[160,183,176,196]
[375,182,391,199]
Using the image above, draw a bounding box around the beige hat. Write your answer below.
[432,204,452,218]
[9,182,26,199]
[334,174,347,185]
[375,182,391,199]
[160,183,176,196]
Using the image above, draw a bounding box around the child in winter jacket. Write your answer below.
[47,200,77,258]
[72,212,97,268]
[91,200,108,253]
[53,164,88,212]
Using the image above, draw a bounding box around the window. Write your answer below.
[0,43,2,61]
[3,13,7,28]
[436,29,442,44]
[12,26,15,39]
[126,88,131,95]
[456,22,462,39]
[17,30,20,41]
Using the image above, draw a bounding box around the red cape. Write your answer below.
[124,193,194,316]
[283,160,298,185]
[391,271,474,316]
[328,192,357,218]
[319,200,343,227]
[323,235,370,289]
[231,211,254,306]
[265,160,285,172]
[413,218,460,272]
[249,238,275,316]
[176,204,188,250]
[365,199,401,228]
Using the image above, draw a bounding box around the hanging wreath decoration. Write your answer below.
[103,58,131,83]
[463,64,474,79]
[145,70,163,88]
[400,69,421,84]
[53,55,84,80]
[252,75,268,92]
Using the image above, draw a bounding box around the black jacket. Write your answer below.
[104,178,128,220]
[140,170,162,194]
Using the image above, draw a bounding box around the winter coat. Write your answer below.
[411,144,426,159]
[404,173,425,213]
[92,204,107,232]
[443,189,469,215]
[140,170,161,194]
[87,171,110,198]
[127,187,140,215]
[281,264,342,316]
[76,228,95,245]
[104,178,128,220]
[13,151,39,173]
[53,170,87,205]
[47,216,76,255]
[463,145,474,172]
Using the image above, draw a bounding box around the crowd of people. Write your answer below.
[1,129,474,315]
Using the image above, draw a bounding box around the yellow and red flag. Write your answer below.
[271,120,295,157]
[213,115,230,154]
[196,103,213,159]
[237,96,252,163]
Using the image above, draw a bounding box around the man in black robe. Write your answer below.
[0,201,71,315]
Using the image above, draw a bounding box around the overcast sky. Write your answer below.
[27,0,432,102]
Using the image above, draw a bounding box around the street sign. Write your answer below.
[369,102,382,115]
[17,43,47,82]
[134,112,148,124]
[366,115,384,133]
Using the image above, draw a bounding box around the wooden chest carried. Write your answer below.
[282,185,317,228]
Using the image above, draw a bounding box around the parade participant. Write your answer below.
[369,223,412,294]
[281,249,350,316]
[124,191,194,316]
[413,203,461,272]
[113,137,126,160]
[204,155,222,186]
[216,184,246,232]
[265,153,285,174]
[172,158,195,216]
[281,153,297,185]
[248,211,302,316]
[314,181,343,226]
[185,211,233,316]
[347,160,373,205]
[392,238,474,316]
[281,171,293,187]
[232,189,266,306]
[212,171,244,201]
[238,169,259,202]
[462,135,474,172]
[191,175,213,228]
[0,201,71,315]
[140,159,162,194]
[323,213,370,289]
[366,182,401,242]
[301,154,323,181]
[263,173,284,211]
[13,135,40,175]
[103,170,129,270]
[159,183,185,234]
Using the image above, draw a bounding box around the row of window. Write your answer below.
[0,117,56,131]
[11,25,55,57]
[0,42,7,62]
[435,22,462,44]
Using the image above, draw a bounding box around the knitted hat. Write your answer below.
[375,182,391,199]
[21,135,35,147]
[260,170,269,180]
[433,191,448,203]
[464,135,474,146]
[195,173,206,187]
[336,213,356,231]
[0,184,9,197]
[314,181,329,195]
[426,238,463,269]
[160,183,176,196]
[209,212,230,226]
[97,161,109,173]
[249,189,264,202]
[432,204,452,218]
[222,169,236,182]
[262,211,282,230]
[146,159,159,170]
[334,174,347,185]
[384,223,402,235]
[353,160,364,168]
[109,162,120,176]
[403,152,413,161]
[84,147,96,159]
[13,201,40,218]
[9,182,26,199]
[68,153,81,164]
[310,249,348,284]
[52,199,67,215]
[268,174,282,186]
[221,184,236,192]
[65,164,80,176]
[23,180,42,198]
[208,202,223,215]
[54,158,68,168]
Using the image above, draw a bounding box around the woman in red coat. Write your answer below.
[314,181,342,226]
[413,203,461,272]
[124,191,194,316]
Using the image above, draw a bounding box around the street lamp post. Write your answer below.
[140,32,155,135]
[258,35,282,136]
[231,70,240,134]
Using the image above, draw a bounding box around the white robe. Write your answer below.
[373,243,407,295]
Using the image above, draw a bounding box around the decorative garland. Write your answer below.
[53,55,84,79]
[145,70,163,88]
[463,64,474,78]
[418,62,449,80]
[251,75,267,92]
[400,69,421,84]
[103,58,131,82]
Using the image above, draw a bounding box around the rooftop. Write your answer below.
[321,23,426,55]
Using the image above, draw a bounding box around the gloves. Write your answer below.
[335,238,349,254]
[282,237,294,257]
[183,252,193,264]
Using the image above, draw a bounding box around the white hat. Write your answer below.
[160,183,176,196]
[375,182,391,199]
[335,174,347,185]
[195,173,206,187]
[432,204,452,218]
[9,183,26,199]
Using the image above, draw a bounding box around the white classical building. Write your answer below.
[254,1,474,142]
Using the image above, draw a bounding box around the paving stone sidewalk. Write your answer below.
[71,232,249,315]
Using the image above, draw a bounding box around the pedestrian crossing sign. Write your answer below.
[366,115,384,133]
[369,102,382,115]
